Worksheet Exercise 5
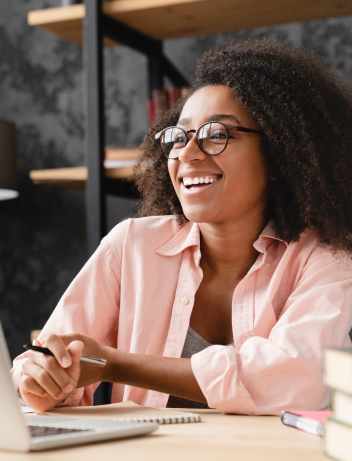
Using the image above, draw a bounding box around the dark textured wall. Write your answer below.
[1,1,352,360]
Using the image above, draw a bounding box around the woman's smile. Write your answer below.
[179,172,222,196]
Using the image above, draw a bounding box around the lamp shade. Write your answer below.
[0,120,18,200]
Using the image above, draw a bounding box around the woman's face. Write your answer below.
[168,85,269,225]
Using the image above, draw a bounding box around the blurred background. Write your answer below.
[1,0,352,362]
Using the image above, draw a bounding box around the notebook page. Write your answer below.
[39,401,201,424]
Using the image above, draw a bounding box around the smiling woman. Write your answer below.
[12,39,352,415]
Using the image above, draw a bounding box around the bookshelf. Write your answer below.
[28,0,352,255]
[28,0,189,259]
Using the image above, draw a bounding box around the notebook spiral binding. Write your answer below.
[119,414,201,424]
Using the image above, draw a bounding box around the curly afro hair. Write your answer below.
[133,38,352,253]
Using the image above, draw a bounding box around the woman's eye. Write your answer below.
[211,131,226,138]
[174,136,186,144]
[210,131,227,140]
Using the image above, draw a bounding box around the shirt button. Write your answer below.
[181,297,189,305]
[266,263,271,268]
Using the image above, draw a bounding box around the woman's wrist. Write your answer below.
[101,348,206,403]
[101,347,127,383]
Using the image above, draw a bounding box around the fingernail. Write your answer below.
[64,383,73,393]
[57,392,64,400]
[61,357,71,368]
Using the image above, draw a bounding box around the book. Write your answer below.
[147,100,155,126]
[152,89,168,119]
[105,147,139,160]
[324,348,352,395]
[104,147,139,169]
[168,87,181,108]
[39,401,201,425]
[281,410,332,436]
[322,348,352,460]
[324,419,352,461]
[332,390,352,426]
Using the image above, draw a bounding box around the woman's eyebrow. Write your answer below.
[206,114,242,125]
[177,117,191,126]
[176,114,242,127]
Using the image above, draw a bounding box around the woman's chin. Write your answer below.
[182,206,218,224]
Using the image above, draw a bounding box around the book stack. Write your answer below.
[323,347,352,461]
[148,87,190,125]
[104,147,139,169]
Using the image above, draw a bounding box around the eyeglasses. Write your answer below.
[155,121,262,159]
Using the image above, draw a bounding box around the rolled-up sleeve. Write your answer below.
[11,219,129,407]
[191,249,352,415]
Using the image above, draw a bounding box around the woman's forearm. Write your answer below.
[103,349,207,404]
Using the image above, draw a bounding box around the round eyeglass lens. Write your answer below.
[161,127,187,159]
[198,122,228,155]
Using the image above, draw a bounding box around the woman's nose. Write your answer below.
[178,133,207,163]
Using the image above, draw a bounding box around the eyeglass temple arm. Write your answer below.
[229,125,262,134]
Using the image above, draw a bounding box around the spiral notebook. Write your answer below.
[40,401,201,424]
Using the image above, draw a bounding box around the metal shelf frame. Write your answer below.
[83,0,188,404]
[84,0,189,256]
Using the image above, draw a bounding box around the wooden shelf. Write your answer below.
[29,165,134,191]
[29,147,139,191]
[28,0,352,46]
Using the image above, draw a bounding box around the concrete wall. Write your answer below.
[1,0,352,359]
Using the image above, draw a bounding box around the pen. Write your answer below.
[23,344,107,368]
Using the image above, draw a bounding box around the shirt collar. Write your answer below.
[156,219,288,258]
[156,221,200,257]
[253,219,288,253]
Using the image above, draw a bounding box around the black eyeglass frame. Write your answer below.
[155,121,262,159]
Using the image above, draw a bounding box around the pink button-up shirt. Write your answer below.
[12,216,352,415]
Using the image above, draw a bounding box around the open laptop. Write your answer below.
[0,322,158,452]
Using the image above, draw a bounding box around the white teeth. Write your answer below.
[182,176,219,186]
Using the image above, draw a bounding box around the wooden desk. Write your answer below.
[1,410,328,461]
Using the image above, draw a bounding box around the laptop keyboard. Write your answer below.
[29,425,91,438]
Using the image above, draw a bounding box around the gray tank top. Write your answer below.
[166,326,235,409]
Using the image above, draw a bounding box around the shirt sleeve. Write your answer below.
[11,219,130,407]
[191,247,352,415]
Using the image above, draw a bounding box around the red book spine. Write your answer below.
[168,88,181,108]
[147,100,155,126]
[152,89,168,120]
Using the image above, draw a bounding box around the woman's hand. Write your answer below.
[19,333,107,412]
